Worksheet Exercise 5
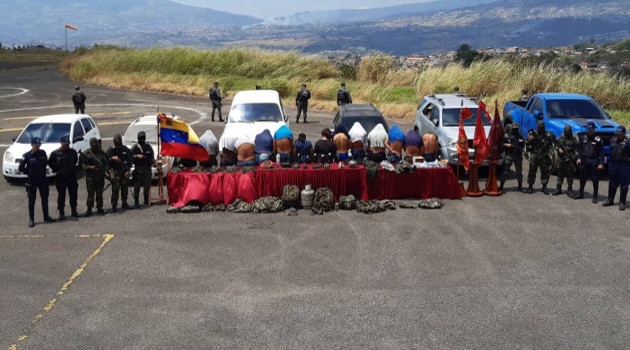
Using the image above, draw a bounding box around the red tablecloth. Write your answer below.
[367,166,462,200]
[255,163,369,201]
[166,170,258,207]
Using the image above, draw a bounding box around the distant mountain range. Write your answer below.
[2,0,630,55]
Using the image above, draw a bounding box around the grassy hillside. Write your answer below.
[59,47,630,124]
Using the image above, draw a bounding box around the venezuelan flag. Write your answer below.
[159,114,209,161]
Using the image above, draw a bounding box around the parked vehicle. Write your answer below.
[219,90,288,151]
[3,114,100,181]
[415,94,492,165]
[504,93,620,159]
[332,104,389,134]
[122,113,177,179]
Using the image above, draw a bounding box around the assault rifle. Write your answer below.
[556,144,578,173]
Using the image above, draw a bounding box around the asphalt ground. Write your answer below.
[1,67,629,349]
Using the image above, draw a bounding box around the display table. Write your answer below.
[255,163,369,201]
[367,166,462,200]
[166,164,461,207]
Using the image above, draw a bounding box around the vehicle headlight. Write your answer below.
[4,151,13,163]
[448,140,458,147]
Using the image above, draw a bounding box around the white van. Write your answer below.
[3,114,100,181]
[219,90,288,151]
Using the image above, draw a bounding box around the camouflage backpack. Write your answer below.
[281,185,300,208]
[314,187,335,212]
[227,199,253,213]
[338,194,357,210]
[253,196,284,213]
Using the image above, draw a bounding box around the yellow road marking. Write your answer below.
[98,121,131,126]
[0,127,26,133]
[91,111,132,116]
[7,234,114,350]
[3,116,39,121]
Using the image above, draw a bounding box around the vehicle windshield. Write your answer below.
[16,123,71,144]
[123,124,158,144]
[229,103,283,123]
[442,108,491,127]
[340,116,390,134]
[545,99,607,119]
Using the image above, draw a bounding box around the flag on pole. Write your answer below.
[158,113,209,161]
[457,107,473,171]
[473,101,489,163]
[479,100,493,123]
[487,100,505,161]
[65,24,78,30]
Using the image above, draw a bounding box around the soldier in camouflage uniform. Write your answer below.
[525,121,556,194]
[80,138,108,216]
[553,125,579,196]
[499,123,525,192]
[107,134,133,212]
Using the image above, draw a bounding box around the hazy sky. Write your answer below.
[171,0,426,18]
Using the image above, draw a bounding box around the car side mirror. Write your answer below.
[12,137,17,142]
[534,110,542,119]
[73,136,84,143]
[605,112,611,118]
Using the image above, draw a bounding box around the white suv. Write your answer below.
[219,90,288,151]
[3,114,100,181]
[415,94,492,165]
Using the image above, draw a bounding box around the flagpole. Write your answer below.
[65,26,68,52]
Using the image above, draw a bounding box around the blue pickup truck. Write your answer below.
[504,93,620,158]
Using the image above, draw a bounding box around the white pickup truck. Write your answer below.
[219,90,289,151]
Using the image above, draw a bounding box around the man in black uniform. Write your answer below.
[602,126,630,210]
[295,83,311,123]
[72,86,87,114]
[337,82,352,106]
[209,81,223,122]
[499,123,525,192]
[574,120,605,203]
[107,134,133,212]
[48,136,79,220]
[19,137,56,227]
[131,131,155,208]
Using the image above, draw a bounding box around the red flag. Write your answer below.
[487,101,505,161]
[473,101,489,163]
[479,100,492,123]
[457,108,472,170]
[65,24,78,30]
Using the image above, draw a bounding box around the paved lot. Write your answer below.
[1,67,630,349]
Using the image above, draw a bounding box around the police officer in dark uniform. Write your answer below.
[295,83,311,123]
[499,123,525,192]
[72,86,87,114]
[209,81,223,122]
[48,136,79,220]
[107,134,133,212]
[603,125,630,210]
[337,82,352,106]
[19,137,56,227]
[525,121,556,194]
[574,120,605,203]
[131,131,155,208]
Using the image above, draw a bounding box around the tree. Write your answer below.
[455,43,480,67]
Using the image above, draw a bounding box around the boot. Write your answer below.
[58,210,66,221]
[43,215,56,223]
[517,182,522,192]
[620,188,627,211]
[97,208,106,215]
[541,184,549,195]
[592,183,599,204]
[108,206,118,214]
[28,218,35,228]
[83,208,93,217]
[525,184,534,194]
[552,184,562,196]
[121,202,131,210]
[566,185,573,198]
[71,208,80,218]
[134,200,140,209]
[498,181,505,193]
[602,187,616,207]
[573,191,584,199]
[295,119,300,124]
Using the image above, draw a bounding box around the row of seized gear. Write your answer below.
[167,196,443,214]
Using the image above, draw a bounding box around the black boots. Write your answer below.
[602,187,617,207]
[28,218,35,228]
[541,184,549,195]
[498,181,505,193]
[43,215,56,223]
[121,202,131,210]
[59,210,65,221]
[552,185,562,196]
[620,188,628,211]
[524,184,534,194]
[566,185,573,198]
[71,208,80,218]
[83,208,93,217]
[517,183,522,192]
